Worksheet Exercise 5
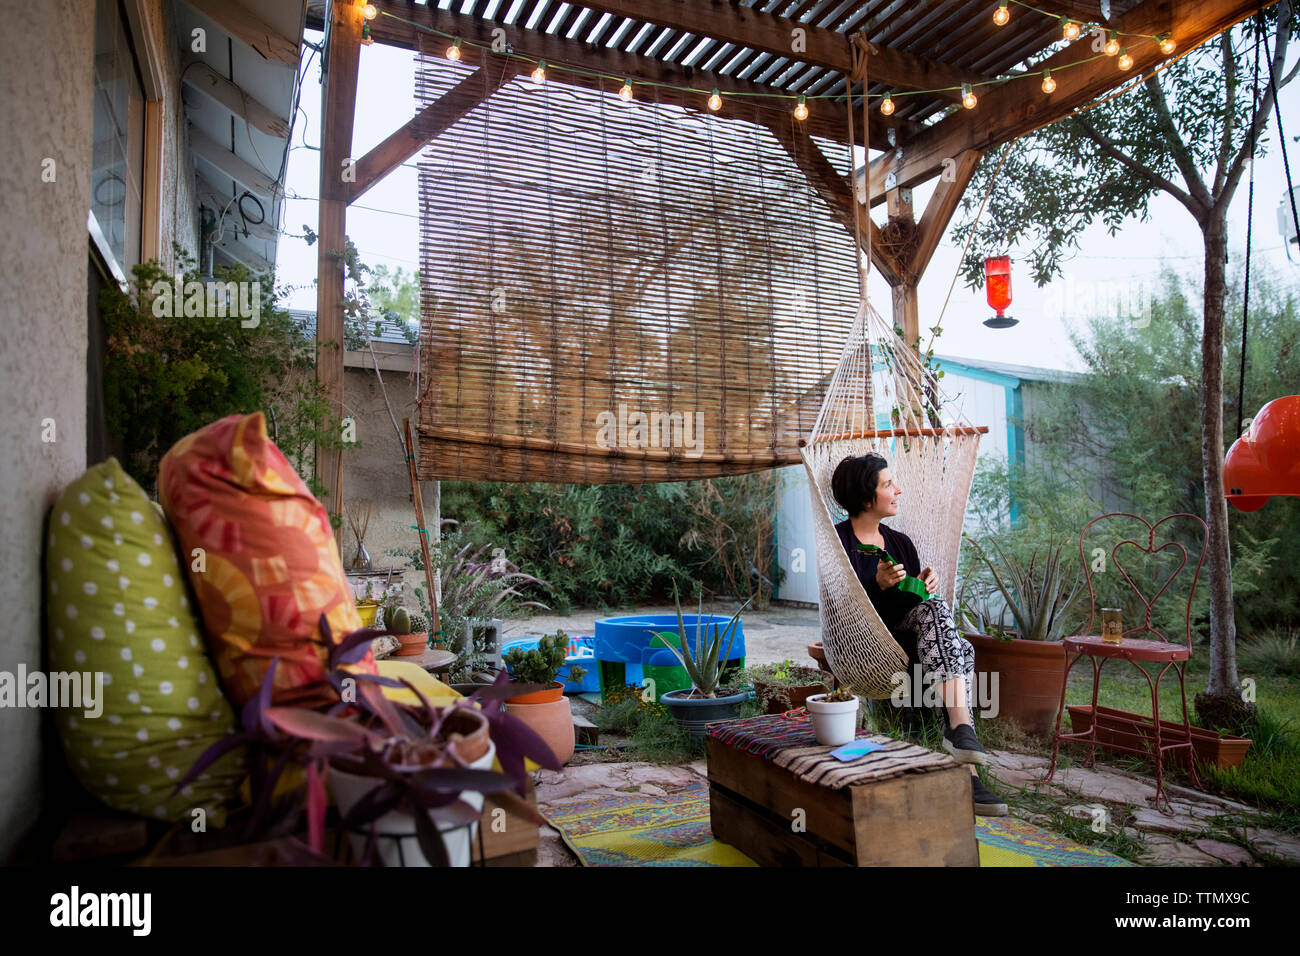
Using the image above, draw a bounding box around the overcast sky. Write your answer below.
[275,27,1300,374]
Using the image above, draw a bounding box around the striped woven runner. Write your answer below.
[707,713,957,791]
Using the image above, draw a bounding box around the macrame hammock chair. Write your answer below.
[801,47,989,700]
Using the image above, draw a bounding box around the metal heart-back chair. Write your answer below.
[1043,512,1209,814]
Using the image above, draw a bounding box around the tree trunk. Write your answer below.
[1195,209,1251,729]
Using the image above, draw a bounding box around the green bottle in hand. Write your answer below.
[856,543,931,603]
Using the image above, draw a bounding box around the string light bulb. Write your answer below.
[1105,31,1120,56]
[1158,33,1177,55]
[1060,17,1081,40]
[619,78,633,101]
[1041,69,1056,94]
[708,88,722,111]
[446,38,462,61]
[360,22,372,45]
[880,92,895,116]
[962,83,977,109]
[794,95,809,121]
[1118,48,1133,70]
[993,1,1009,25]
[363,3,377,19]
[532,61,547,84]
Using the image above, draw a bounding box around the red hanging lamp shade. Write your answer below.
[1225,395,1300,511]
[983,256,1017,328]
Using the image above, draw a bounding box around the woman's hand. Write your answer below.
[920,566,939,593]
[875,557,906,590]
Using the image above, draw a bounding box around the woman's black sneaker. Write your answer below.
[942,721,989,765]
[971,774,1009,816]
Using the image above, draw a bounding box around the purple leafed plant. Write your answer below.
[173,615,562,865]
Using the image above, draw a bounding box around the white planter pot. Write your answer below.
[330,739,496,867]
[806,694,861,746]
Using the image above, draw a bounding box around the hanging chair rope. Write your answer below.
[799,42,990,698]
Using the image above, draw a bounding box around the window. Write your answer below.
[90,0,146,279]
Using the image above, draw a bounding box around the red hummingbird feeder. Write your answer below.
[983,255,1017,328]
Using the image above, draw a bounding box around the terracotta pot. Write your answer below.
[505,693,575,765]
[965,632,1065,737]
[506,680,564,705]
[807,642,830,672]
[394,632,429,656]
[1067,704,1253,770]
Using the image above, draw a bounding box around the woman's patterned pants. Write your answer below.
[899,596,975,720]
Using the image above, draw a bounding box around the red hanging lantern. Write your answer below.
[1225,395,1300,511]
[983,256,1016,328]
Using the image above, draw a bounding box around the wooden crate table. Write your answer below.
[706,714,980,867]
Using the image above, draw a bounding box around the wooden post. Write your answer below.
[315,1,363,533]
[886,186,918,349]
[403,418,442,643]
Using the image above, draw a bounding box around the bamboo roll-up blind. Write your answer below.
[414,34,861,484]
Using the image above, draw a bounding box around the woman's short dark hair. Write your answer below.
[831,454,889,517]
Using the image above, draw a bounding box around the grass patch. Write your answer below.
[1198,707,1300,813]
[1238,629,1300,678]
[590,685,765,765]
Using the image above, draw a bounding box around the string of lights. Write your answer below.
[358,2,1189,120]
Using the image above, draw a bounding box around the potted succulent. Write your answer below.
[503,629,585,765]
[387,607,429,657]
[959,535,1085,737]
[806,685,861,746]
[654,585,751,738]
[175,618,561,867]
[743,659,830,715]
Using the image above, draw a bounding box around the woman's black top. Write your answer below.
[834,518,923,662]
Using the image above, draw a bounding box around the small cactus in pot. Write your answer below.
[390,606,428,657]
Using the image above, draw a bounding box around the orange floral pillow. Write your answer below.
[158,413,375,707]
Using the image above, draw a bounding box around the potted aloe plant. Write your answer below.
[654,584,751,738]
[959,535,1085,736]
[174,617,560,867]
[503,630,585,765]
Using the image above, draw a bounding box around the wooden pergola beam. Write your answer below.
[863,0,1277,206]
[852,37,993,106]
[756,111,906,287]
[582,0,992,103]
[910,148,982,279]
[577,0,855,73]
[315,0,364,527]
[1021,1,1120,23]
[359,1,919,148]
[343,58,519,205]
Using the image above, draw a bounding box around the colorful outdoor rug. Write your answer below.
[542,780,1133,867]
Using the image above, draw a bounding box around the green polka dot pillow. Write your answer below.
[45,458,244,825]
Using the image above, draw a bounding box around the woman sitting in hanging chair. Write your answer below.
[831,453,1008,817]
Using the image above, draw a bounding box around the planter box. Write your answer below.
[965,632,1065,737]
[1066,704,1252,771]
